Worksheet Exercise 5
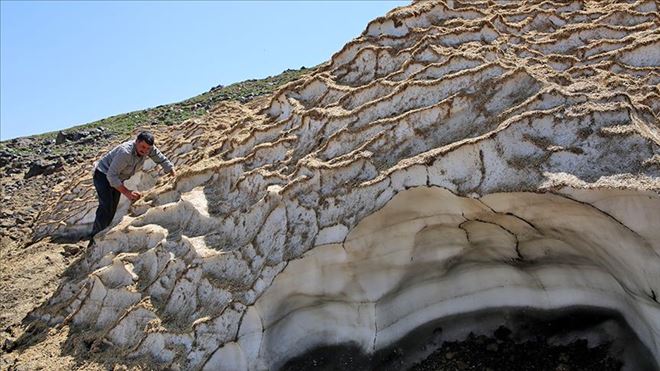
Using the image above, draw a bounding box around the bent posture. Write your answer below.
[89,131,175,244]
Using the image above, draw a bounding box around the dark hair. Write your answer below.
[136,131,155,145]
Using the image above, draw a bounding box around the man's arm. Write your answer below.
[114,184,141,201]
[107,151,141,201]
[149,146,175,176]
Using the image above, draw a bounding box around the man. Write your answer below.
[89,131,175,246]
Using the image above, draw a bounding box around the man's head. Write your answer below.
[135,131,155,157]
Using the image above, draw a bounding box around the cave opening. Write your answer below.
[280,306,658,371]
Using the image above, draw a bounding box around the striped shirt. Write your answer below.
[95,140,173,188]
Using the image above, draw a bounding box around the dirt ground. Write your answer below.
[0,236,121,370]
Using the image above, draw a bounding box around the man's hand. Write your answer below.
[169,169,176,177]
[116,184,141,202]
[126,191,141,202]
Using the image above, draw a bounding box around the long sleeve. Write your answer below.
[149,146,174,173]
[106,150,130,188]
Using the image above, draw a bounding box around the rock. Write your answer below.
[209,84,224,92]
[55,129,98,144]
[61,244,81,257]
[0,150,17,167]
[72,131,87,141]
[2,337,15,352]
[24,160,63,179]
[78,136,95,145]
[55,131,67,145]
[9,137,33,147]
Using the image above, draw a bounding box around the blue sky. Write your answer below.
[1,1,407,140]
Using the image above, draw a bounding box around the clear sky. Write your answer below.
[1,1,407,141]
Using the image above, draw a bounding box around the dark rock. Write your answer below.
[0,150,17,167]
[3,326,14,336]
[209,84,224,92]
[24,160,64,179]
[55,131,67,145]
[78,136,95,145]
[61,244,81,257]
[9,137,33,147]
[2,337,15,352]
[56,129,96,144]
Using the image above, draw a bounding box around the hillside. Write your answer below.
[0,67,312,250]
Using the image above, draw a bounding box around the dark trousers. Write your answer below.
[91,169,121,239]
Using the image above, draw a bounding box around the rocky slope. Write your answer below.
[3,0,660,370]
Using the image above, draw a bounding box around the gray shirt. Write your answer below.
[95,140,174,188]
